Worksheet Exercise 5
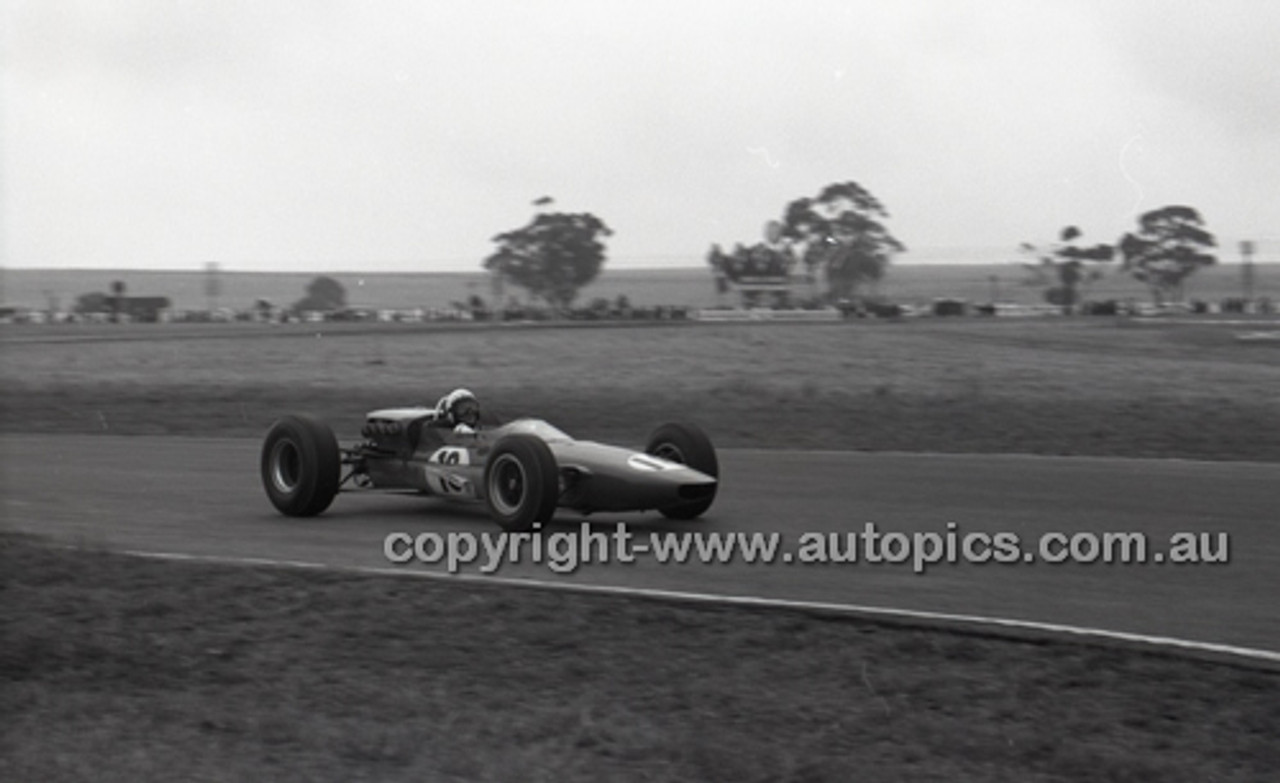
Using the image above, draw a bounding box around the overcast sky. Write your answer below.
[4,0,1278,272]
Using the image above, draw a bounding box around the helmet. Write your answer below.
[436,388,480,427]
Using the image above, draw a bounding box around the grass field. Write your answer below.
[3,534,1277,783]
[3,317,1280,460]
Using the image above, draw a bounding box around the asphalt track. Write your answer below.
[3,434,1278,657]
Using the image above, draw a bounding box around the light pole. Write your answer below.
[1240,240,1255,308]
[204,261,223,315]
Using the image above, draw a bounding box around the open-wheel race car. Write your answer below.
[260,402,719,531]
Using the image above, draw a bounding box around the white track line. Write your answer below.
[118,548,1280,668]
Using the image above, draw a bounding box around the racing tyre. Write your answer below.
[646,422,719,519]
[484,435,559,532]
[261,415,341,517]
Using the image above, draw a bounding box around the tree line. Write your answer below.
[480,186,1222,311]
[1020,206,1217,312]
[67,184,1228,318]
[74,192,1221,321]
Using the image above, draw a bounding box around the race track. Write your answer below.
[3,434,1278,656]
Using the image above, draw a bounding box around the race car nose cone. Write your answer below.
[678,481,717,500]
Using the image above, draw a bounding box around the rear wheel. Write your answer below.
[261,415,341,516]
[484,435,559,531]
[646,422,718,519]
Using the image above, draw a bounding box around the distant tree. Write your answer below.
[1018,226,1114,313]
[779,181,905,301]
[293,276,347,312]
[1118,206,1216,305]
[484,210,612,309]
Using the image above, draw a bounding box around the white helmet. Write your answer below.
[436,388,480,427]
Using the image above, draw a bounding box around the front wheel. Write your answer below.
[261,415,341,516]
[483,435,559,531]
[646,422,718,519]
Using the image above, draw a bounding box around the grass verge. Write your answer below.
[3,533,1277,782]
[5,379,1280,461]
[3,319,1280,460]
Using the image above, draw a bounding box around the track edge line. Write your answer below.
[111,546,1280,671]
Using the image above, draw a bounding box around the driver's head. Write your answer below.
[437,388,480,427]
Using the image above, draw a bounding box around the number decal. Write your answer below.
[426,448,473,497]
[428,447,470,466]
[440,474,469,495]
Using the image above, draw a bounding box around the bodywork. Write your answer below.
[348,408,717,514]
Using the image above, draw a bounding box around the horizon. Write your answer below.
[3,257,1273,314]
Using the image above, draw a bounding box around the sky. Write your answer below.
[4,0,1278,272]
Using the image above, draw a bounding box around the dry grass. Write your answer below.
[3,533,1278,782]
[4,318,1280,459]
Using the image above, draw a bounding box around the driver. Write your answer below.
[434,388,481,433]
